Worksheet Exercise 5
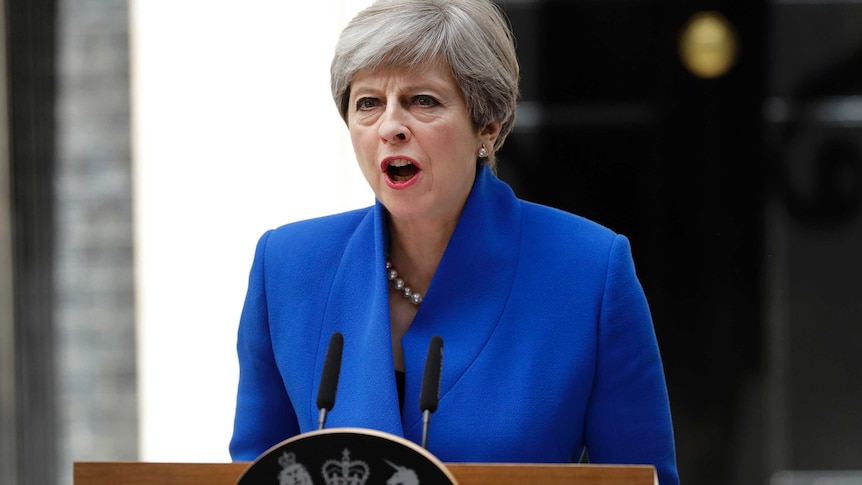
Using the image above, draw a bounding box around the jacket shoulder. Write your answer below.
[265,206,371,249]
[250,206,374,278]
[519,199,619,250]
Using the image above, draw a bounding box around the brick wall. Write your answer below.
[55,0,137,483]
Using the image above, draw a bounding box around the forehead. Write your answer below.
[350,58,458,93]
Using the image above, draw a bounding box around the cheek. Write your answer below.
[349,132,379,181]
[348,128,370,158]
[350,122,376,142]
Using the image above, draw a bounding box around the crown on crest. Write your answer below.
[321,448,370,485]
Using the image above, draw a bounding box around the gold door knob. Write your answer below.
[679,11,738,79]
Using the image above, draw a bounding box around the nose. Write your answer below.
[378,105,410,144]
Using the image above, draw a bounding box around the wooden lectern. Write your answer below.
[74,461,657,484]
[75,428,657,484]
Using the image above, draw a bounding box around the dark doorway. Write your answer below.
[496,2,765,483]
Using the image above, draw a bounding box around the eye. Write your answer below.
[413,95,439,107]
[355,97,378,111]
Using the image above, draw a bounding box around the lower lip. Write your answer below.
[384,170,421,190]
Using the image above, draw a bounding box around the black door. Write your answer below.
[496,2,765,483]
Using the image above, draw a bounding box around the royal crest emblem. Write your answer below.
[277,451,313,485]
[321,448,371,485]
[236,429,457,485]
[384,459,420,485]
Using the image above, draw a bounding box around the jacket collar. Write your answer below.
[319,165,522,438]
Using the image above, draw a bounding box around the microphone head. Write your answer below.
[316,332,344,411]
[419,335,443,413]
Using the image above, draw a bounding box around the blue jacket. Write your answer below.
[230,165,679,484]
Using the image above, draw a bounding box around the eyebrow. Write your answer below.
[350,77,455,97]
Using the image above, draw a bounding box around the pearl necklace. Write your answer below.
[386,260,424,305]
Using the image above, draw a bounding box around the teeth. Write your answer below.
[388,159,412,168]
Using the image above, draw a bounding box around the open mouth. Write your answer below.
[385,159,420,183]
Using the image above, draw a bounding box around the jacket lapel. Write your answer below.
[314,166,521,440]
[400,166,522,434]
[315,203,404,436]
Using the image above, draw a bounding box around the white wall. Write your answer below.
[130,0,374,462]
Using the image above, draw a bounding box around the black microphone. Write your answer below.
[419,335,443,449]
[316,332,344,430]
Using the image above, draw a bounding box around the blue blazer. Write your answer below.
[230,166,679,484]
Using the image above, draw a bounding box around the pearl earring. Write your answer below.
[478,145,488,158]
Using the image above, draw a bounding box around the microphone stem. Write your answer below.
[421,409,431,449]
[318,408,328,430]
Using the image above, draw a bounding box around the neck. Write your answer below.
[386,215,457,293]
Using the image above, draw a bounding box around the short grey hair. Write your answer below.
[330,0,520,168]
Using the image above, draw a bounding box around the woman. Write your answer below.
[230,0,679,483]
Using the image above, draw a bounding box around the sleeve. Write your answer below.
[584,234,680,485]
[229,230,300,461]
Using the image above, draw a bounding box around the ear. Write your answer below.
[479,121,502,150]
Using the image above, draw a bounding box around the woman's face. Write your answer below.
[347,61,499,227]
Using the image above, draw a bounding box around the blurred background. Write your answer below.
[1,0,860,484]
